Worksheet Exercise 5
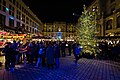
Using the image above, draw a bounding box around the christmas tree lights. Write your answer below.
[77,5,98,55]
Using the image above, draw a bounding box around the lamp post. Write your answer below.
[73,13,80,41]
[72,13,80,17]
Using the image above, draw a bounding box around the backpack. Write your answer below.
[39,48,43,54]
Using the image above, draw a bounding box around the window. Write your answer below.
[9,5,14,16]
[22,14,25,22]
[23,9,26,14]
[30,27,31,32]
[11,12,14,17]
[13,0,15,5]
[117,16,120,28]
[0,14,6,26]
[26,26,28,31]
[16,21,20,27]
[9,18,14,27]
[22,7,24,11]
[16,2,18,7]
[22,24,25,27]
[3,0,6,6]
[26,17,29,24]
[9,5,14,11]
[9,0,15,5]
[32,22,34,26]
[9,11,12,15]
[12,7,14,11]
[9,10,14,17]
[19,5,21,10]
[10,11,14,17]
[106,20,112,30]
[22,24,25,31]
[16,15,18,19]
[2,6,5,12]
[9,5,12,10]
[17,10,19,14]
[16,10,21,19]
[30,20,32,25]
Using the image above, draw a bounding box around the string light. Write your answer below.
[76,5,98,54]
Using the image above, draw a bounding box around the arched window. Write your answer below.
[106,19,112,30]
[117,16,120,28]
[0,14,6,26]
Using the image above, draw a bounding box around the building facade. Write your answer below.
[76,0,120,39]
[0,0,43,35]
[104,0,120,36]
[43,22,75,41]
[85,0,120,37]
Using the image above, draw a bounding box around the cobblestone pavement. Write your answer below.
[0,56,120,80]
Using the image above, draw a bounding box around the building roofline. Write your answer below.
[20,0,43,25]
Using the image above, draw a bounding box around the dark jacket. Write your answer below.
[5,45,17,62]
[72,43,77,54]
[54,45,60,58]
[41,46,46,58]
[68,43,72,50]
[61,43,66,51]
[46,46,54,64]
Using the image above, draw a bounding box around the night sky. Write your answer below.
[22,0,94,23]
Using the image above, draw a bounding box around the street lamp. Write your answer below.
[72,13,80,17]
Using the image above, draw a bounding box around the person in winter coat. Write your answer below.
[68,42,72,56]
[29,41,36,64]
[74,43,82,64]
[35,43,43,67]
[61,41,66,57]
[46,43,54,69]
[41,44,46,67]
[72,42,77,56]
[3,42,10,70]
[54,43,60,69]
[4,42,17,71]
[34,41,40,63]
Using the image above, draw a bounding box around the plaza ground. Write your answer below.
[0,55,120,80]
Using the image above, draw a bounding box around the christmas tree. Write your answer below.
[77,5,98,55]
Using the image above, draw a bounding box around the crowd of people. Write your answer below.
[2,40,82,72]
[97,40,120,61]
[2,39,120,72]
